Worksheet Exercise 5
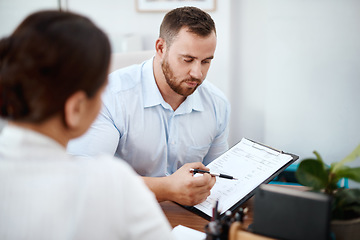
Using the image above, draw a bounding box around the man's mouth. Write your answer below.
[184,79,201,88]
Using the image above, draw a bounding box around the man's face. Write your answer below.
[161,28,217,97]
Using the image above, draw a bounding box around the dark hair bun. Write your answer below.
[0,36,12,65]
[0,83,29,119]
[0,36,30,119]
[0,11,111,122]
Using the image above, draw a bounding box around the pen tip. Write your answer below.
[233,178,238,180]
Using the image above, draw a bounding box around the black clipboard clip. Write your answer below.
[246,138,284,155]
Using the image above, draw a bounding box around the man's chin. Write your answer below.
[179,88,197,97]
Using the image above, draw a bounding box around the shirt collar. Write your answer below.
[0,124,66,159]
[142,58,204,113]
[142,58,164,108]
[176,90,204,114]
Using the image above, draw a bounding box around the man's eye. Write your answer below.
[184,58,193,62]
[202,60,211,64]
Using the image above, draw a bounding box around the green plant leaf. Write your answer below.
[331,165,348,184]
[335,167,360,183]
[313,151,325,164]
[295,159,328,190]
[332,144,360,174]
[332,188,360,220]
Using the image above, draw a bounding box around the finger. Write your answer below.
[186,162,210,171]
[208,174,216,188]
[188,177,214,205]
[193,185,212,204]
[190,193,210,206]
[196,175,216,193]
[191,172,214,187]
[199,192,211,203]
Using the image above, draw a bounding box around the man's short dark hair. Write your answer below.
[159,6,216,47]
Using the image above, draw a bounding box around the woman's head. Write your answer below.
[0,10,111,123]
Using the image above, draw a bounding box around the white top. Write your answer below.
[0,125,173,240]
[68,58,231,177]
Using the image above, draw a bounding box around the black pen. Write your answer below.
[189,168,238,180]
[212,200,219,221]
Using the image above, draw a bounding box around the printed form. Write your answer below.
[194,138,293,217]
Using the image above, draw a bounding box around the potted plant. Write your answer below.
[295,144,360,240]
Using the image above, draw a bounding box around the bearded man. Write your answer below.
[68,6,230,206]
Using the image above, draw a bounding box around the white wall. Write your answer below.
[1,0,359,187]
[0,0,58,36]
[231,0,360,187]
[265,1,360,160]
[229,1,268,146]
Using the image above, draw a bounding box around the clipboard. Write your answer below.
[180,138,299,221]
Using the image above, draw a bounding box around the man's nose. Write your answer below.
[189,62,203,80]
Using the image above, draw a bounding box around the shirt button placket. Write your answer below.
[167,113,177,173]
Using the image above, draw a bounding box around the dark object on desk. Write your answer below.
[250,184,331,240]
[205,201,249,240]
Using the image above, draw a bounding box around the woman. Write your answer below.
[0,10,173,240]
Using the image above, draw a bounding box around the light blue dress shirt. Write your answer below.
[68,58,230,177]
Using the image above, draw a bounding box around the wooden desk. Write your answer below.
[160,185,306,233]
[160,198,254,233]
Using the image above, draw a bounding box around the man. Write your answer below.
[68,6,230,206]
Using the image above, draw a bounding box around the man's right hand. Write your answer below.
[143,162,216,206]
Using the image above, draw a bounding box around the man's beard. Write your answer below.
[161,57,202,97]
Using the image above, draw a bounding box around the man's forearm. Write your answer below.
[142,176,173,202]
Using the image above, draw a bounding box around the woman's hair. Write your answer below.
[0,10,111,122]
[159,6,216,48]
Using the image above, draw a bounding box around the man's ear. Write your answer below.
[155,38,166,57]
[63,91,87,129]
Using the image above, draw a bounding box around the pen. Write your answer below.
[212,200,219,221]
[189,168,238,180]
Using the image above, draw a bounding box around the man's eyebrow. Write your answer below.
[181,54,214,60]
[182,54,195,59]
